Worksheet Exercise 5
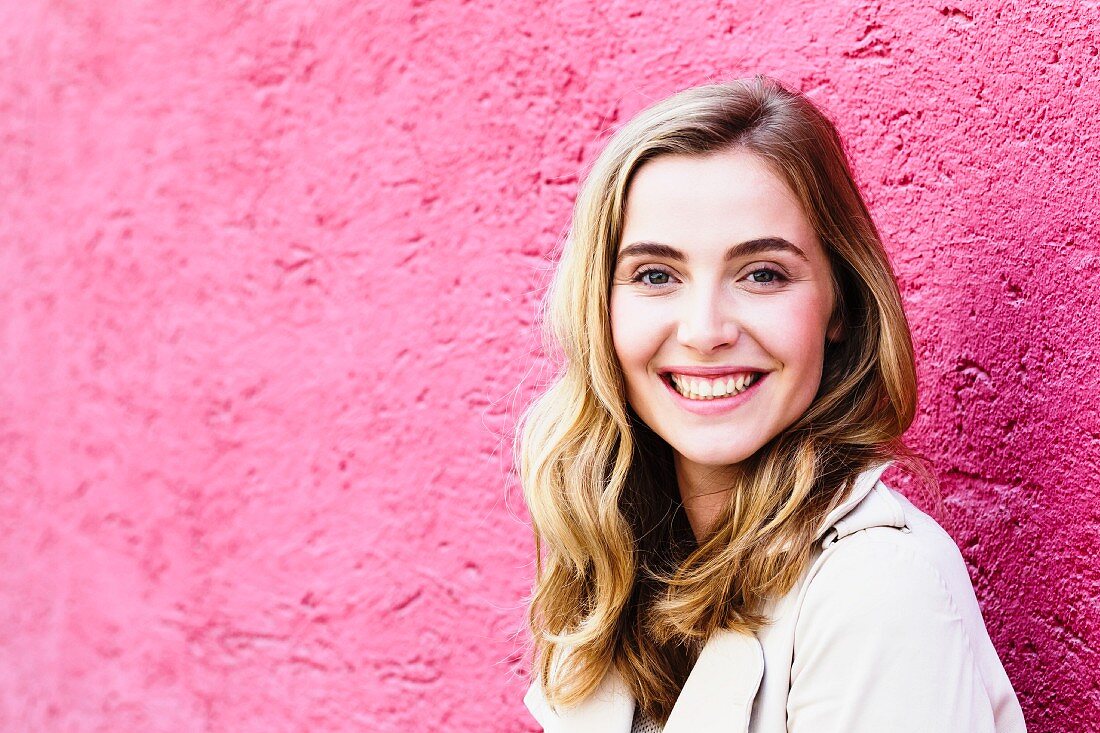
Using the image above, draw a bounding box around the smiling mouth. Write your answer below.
[660,372,764,400]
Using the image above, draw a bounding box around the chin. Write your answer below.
[673,442,760,468]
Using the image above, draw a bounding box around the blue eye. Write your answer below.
[746,267,789,285]
[631,267,674,287]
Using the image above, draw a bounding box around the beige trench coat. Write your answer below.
[524,461,1028,732]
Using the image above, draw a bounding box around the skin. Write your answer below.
[609,149,842,540]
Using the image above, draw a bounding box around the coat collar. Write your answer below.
[524,460,898,733]
[813,459,902,548]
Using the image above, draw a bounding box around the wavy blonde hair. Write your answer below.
[515,74,935,725]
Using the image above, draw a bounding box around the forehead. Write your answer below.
[621,150,822,261]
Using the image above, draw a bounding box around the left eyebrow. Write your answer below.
[615,237,810,265]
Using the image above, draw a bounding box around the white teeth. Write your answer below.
[669,373,760,400]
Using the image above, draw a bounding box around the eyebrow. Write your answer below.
[615,237,810,265]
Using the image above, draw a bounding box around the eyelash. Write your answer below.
[629,266,790,289]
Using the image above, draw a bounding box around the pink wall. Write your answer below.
[1,1,1096,731]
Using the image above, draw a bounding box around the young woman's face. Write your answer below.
[610,149,840,483]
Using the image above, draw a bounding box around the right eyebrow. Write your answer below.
[615,237,810,265]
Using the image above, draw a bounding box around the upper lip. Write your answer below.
[658,366,768,378]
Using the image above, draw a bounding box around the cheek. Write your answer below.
[609,295,657,369]
[756,294,832,370]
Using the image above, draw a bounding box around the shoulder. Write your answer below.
[792,482,998,682]
[785,484,1026,732]
[801,485,982,631]
[801,531,966,637]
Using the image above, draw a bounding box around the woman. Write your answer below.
[515,75,1027,732]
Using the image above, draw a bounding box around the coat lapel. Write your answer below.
[523,630,763,733]
[523,661,634,733]
[662,629,764,733]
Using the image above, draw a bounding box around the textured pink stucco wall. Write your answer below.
[1,1,1097,731]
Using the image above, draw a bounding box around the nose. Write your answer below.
[676,282,740,354]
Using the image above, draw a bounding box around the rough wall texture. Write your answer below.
[0,1,1097,731]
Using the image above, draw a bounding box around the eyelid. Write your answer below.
[742,261,792,276]
[629,265,678,283]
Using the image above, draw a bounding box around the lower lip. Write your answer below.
[660,373,768,415]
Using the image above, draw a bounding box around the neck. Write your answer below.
[674,457,740,541]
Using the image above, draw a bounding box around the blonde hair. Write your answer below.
[515,74,936,725]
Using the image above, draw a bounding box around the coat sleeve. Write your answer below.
[787,533,999,733]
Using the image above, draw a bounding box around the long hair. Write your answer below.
[515,74,935,725]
